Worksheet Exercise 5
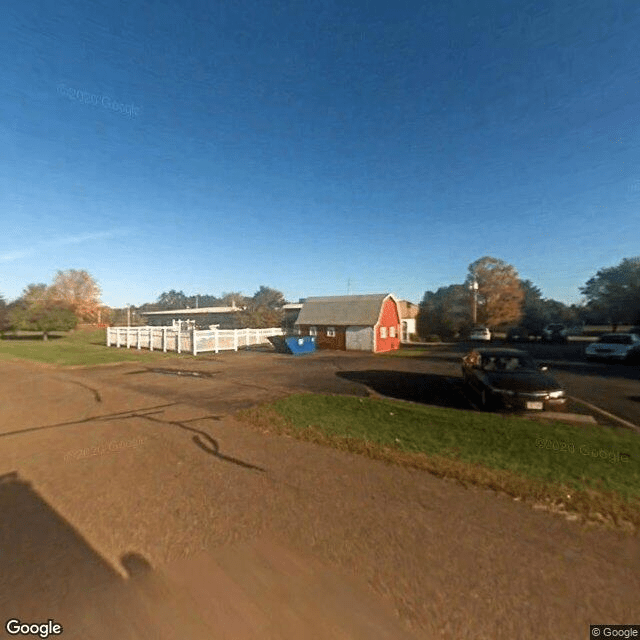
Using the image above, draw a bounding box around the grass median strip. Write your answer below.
[237,393,640,532]
[0,329,195,366]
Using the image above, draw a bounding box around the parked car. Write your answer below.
[469,326,491,342]
[461,348,567,412]
[542,323,567,343]
[506,327,530,343]
[564,325,584,337]
[585,333,640,363]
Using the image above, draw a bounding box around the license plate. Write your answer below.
[526,401,543,410]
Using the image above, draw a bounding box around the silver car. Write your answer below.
[585,333,640,362]
[469,327,491,342]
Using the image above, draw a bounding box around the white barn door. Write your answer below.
[346,326,374,351]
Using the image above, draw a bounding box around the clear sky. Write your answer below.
[1,0,639,308]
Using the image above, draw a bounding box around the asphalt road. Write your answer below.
[441,340,640,430]
[1,350,638,639]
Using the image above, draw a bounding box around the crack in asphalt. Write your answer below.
[53,376,103,402]
[0,403,178,440]
[139,413,267,473]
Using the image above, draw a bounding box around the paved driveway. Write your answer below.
[0,354,638,639]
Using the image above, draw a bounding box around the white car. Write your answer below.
[469,327,491,342]
[585,333,640,363]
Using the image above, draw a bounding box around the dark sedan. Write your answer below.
[461,348,567,412]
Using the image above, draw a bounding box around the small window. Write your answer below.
[380,326,387,339]
[326,327,336,337]
[389,326,396,338]
[309,326,317,336]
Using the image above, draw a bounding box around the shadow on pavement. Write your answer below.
[0,471,161,638]
[337,370,471,410]
[0,472,418,639]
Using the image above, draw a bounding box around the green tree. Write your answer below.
[251,286,285,309]
[9,301,77,340]
[0,294,9,334]
[156,290,189,310]
[465,256,524,328]
[238,286,285,328]
[22,283,50,305]
[417,285,469,339]
[519,279,546,335]
[580,257,640,326]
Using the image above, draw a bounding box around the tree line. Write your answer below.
[417,255,640,339]
[0,270,104,340]
[1,256,638,339]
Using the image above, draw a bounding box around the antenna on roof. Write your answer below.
[347,278,351,295]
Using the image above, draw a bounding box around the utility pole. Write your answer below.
[347,279,351,295]
[127,305,131,327]
[470,280,478,325]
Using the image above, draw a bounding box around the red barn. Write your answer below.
[294,294,401,353]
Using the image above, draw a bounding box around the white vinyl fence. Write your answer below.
[106,326,284,355]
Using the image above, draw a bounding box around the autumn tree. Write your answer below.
[465,256,524,328]
[580,257,640,326]
[49,270,102,322]
[220,291,248,308]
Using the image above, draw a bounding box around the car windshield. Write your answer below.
[599,334,633,344]
[481,355,536,371]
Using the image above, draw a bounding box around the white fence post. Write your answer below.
[193,328,197,355]
[177,325,181,354]
[214,328,219,354]
[116,328,121,348]
[150,328,154,351]
[234,329,238,351]
[127,328,131,349]
[137,328,141,350]
[163,327,167,352]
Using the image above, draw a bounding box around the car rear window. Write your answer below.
[481,355,535,370]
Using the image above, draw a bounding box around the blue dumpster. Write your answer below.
[285,335,316,355]
[268,335,316,354]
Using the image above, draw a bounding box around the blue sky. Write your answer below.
[1,0,639,308]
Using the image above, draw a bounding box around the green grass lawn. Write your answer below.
[0,329,195,366]
[238,393,640,531]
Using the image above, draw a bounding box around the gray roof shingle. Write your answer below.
[295,294,395,326]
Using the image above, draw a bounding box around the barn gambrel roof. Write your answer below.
[295,294,397,326]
